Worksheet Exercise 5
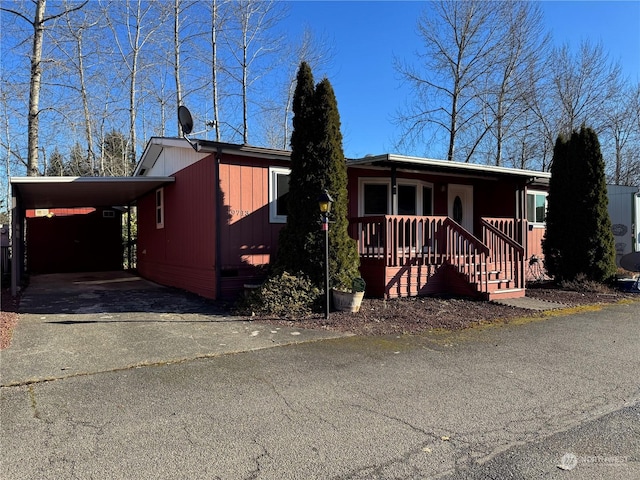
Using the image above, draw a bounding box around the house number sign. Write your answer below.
[230,209,251,218]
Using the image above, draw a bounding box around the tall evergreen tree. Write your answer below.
[543,126,616,282]
[101,130,130,175]
[274,62,321,280]
[274,62,359,290]
[579,127,617,281]
[45,148,65,176]
[313,78,360,290]
[68,143,94,176]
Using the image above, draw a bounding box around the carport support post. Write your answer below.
[127,204,132,269]
[10,186,24,296]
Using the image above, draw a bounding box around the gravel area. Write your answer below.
[0,289,20,350]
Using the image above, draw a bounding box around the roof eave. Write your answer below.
[348,154,551,181]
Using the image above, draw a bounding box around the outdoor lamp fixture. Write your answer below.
[318,191,333,217]
[318,190,333,319]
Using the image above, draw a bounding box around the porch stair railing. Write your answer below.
[480,218,526,297]
[351,215,525,299]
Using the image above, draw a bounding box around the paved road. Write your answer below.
[2,301,639,479]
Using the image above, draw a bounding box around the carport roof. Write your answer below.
[11,176,174,209]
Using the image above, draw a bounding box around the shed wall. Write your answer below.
[607,184,640,264]
[26,208,122,273]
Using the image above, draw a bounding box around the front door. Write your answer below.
[448,184,474,233]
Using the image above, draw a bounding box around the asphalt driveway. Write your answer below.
[2,296,639,479]
[0,271,347,386]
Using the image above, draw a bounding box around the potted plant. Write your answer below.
[332,277,366,313]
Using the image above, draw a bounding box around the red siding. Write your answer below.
[26,207,95,218]
[27,208,122,273]
[137,151,288,300]
[347,167,521,221]
[217,153,287,298]
[347,167,530,298]
[137,155,217,298]
[527,226,545,260]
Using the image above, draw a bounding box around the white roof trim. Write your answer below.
[11,176,175,209]
[349,154,551,179]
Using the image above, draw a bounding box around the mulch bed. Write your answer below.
[250,282,639,336]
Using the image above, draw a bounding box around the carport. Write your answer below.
[10,176,174,296]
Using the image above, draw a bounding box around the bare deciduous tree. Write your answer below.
[49,5,103,173]
[395,0,502,161]
[172,0,202,136]
[1,0,88,176]
[483,1,549,166]
[223,0,286,144]
[104,0,168,172]
[602,83,640,185]
[528,40,623,171]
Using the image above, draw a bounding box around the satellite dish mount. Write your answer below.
[178,105,200,151]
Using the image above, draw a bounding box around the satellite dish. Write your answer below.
[620,251,640,273]
[178,105,193,135]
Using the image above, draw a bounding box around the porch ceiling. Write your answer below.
[11,176,175,209]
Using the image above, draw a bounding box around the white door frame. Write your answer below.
[448,184,474,233]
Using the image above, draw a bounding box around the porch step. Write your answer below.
[484,288,526,301]
[486,278,514,290]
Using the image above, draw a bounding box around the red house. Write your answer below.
[134,137,550,301]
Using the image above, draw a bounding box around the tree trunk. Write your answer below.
[211,0,220,141]
[174,0,183,136]
[27,0,47,176]
[242,12,249,144]
[76,32,94,174]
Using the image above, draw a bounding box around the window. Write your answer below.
[269,167,290,223]
[155,188,164,229]
[363,183,389,215]
[422,186,433,215]
[398,185,416,215]
[359,178,433,216]
[527,191,547,224]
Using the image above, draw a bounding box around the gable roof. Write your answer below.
[134,137,291,176]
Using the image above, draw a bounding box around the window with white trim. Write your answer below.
[527,191,547,224]
[363,182,389,215]
[155,188,164,229]
[358,178,433,216]
[269,167,290,223]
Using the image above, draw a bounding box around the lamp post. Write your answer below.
[318,190,333,320]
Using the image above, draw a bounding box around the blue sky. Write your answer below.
[284,1,640,159]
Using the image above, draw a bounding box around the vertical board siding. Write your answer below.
[137,155,217,298]
[138,150,289,300]
[527,226,545,265]
[217,154,287,297]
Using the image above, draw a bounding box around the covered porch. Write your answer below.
[345,154,551,300]
[350,215,527,300]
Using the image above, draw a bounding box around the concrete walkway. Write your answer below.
[0,272,348,386]
[492,296,568,311]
